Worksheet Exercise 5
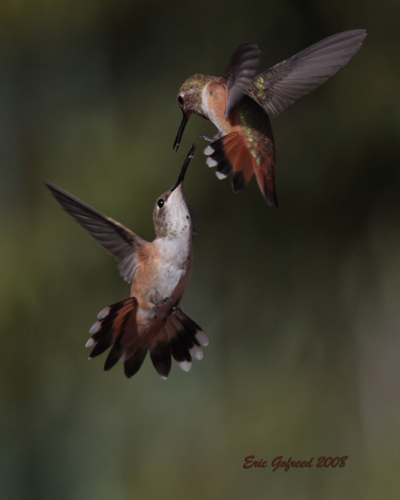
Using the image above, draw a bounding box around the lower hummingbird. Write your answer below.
[45,145,208,379]
[174,29,367,207]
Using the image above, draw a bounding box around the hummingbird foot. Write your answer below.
[166,304,181,318]
[201,131,223,143]
[200,134,213,142]
[151,297,172,320]
[151,297,171,307]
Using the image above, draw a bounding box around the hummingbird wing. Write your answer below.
[45,182,148,284]
[222,42,261,119]
[248,29,367,119]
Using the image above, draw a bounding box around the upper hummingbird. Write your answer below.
[45,145,208,380]
[174,29,367,207]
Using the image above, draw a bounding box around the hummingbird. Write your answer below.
[174,29,367,207]
[45,144,208,379]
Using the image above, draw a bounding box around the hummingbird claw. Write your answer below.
[151,297,172,320]
[200,134,213,142]
[166,304,181,318]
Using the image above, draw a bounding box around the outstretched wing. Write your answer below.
[222,42,261,119]
[248,29,367,119]
[45,182,148,283]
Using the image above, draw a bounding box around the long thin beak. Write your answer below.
[173,111,189,152]
[171,144,196,191]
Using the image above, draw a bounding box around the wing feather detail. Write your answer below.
[248,29,367,119]
[45,182,148,283]
[222,43,261,119]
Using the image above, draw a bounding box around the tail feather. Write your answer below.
[204,128,278,207]
[124,346,148,378]
[104,336,124,371]
[88,337,112,359]
[150,308,208,380]
[87,298,137,360]
[85,298,207,379]
[150,340,172,380]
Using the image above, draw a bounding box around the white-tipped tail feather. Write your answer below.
[195,330,209,346]
[189,344,204,360]
[84,300,208,379]
[206,157,218,168]
[178,360,192,372]
[97,307,110,319]
[89,321,101,334]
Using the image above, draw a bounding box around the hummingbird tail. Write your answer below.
[85,299,208,379]
[204,131,278,207]
[149,308,209,380]
[85,297,149,378]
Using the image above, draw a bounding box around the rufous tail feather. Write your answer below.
[204,131,278,207]
[86,299,208,379]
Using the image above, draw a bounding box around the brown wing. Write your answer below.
[45,182,148,283]
[222,42,261,119]
[248,29,367,119]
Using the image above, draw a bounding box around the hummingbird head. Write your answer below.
[173,74,210,151]
[153,144,196,239]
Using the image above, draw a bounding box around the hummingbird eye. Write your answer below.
[157,198,164,208]
[178,95,184,106]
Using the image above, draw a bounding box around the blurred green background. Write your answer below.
[1,0,400,499]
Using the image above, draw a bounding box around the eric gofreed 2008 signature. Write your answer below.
[243,455,349,471]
